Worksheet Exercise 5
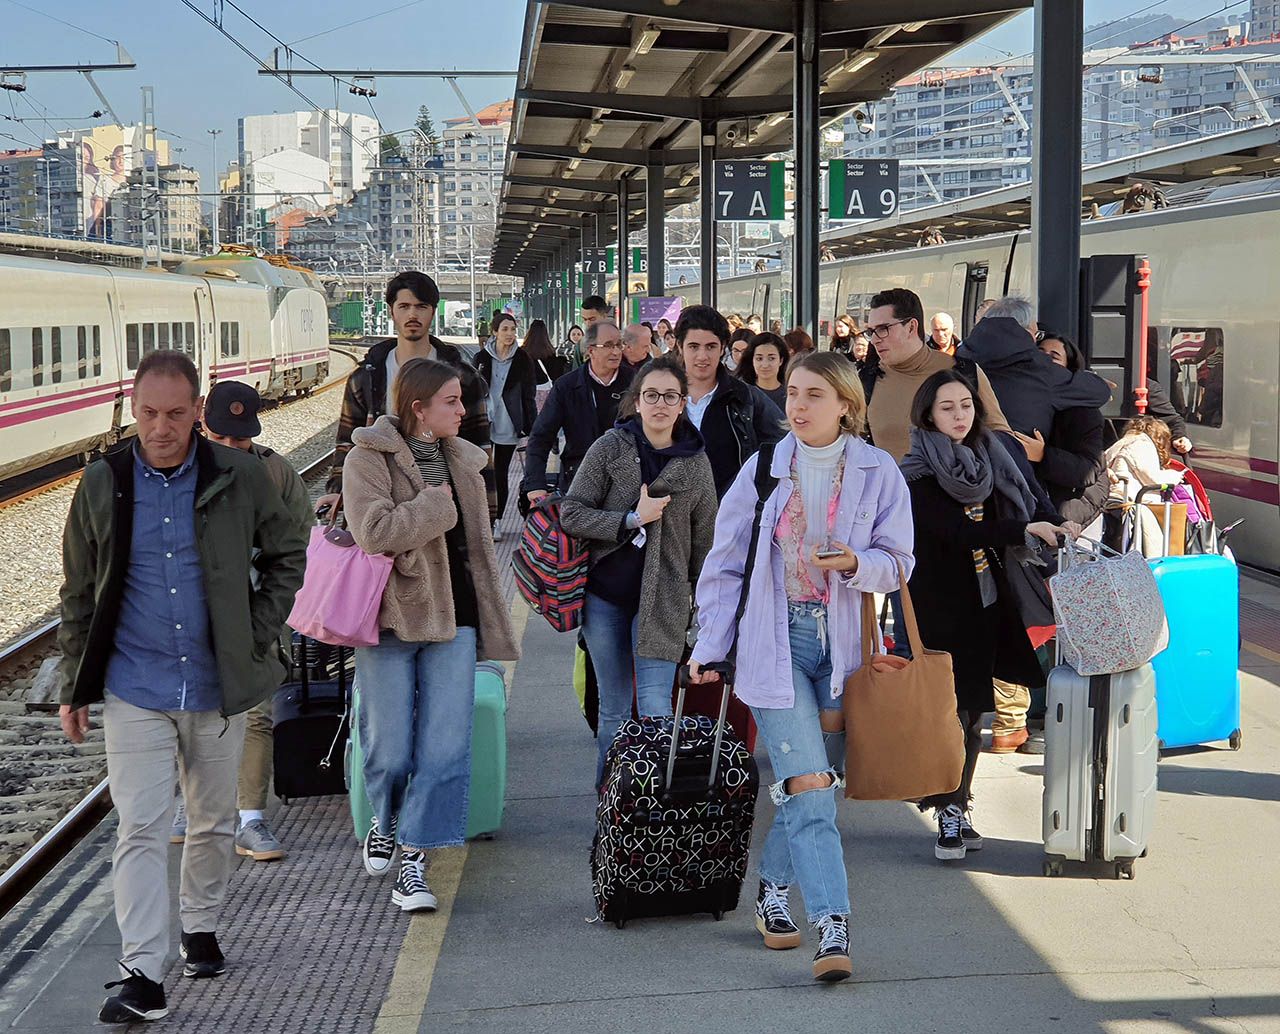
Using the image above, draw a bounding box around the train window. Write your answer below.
[0,329,10,392]
[50,327,62,384]
[127,324,140,369]
[171,322,185,354]
[32,327,43,387]
[143,323,155,355]
[228,323,241,357]
[185,322,195,352]
[158,322,170,350]
[92,326,102,376]
[220,322,229,358]
[77,326,88,379]
[1168,327,1224,429]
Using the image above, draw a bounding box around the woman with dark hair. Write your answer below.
[900,370,1075,862]
[343,358,518,910]
[728,327,754,372]
[563,324,585,365]
[829,315,859,355]
[559,356,719,785]
[736,332,788,410]
[1021,332,1108,532]
[656,317,673,340]
[474,312,537,534]
[522,318,569,384]
[784,327,816,358]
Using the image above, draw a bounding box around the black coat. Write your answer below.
[522,364,635,494]
[697,367,786,498]
[906,476,1049,712]
[474,345,538,439]
[1040,404,1108,527]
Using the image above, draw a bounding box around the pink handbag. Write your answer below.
[286,514,393,648]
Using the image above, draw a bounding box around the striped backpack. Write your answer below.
[513,495,589,632]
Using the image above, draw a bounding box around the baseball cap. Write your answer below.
[204,381,262,438]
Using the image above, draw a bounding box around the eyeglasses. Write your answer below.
[867,319,909,339]
[593,340,624,351]
[640,389,684,407]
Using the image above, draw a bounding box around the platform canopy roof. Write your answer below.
[492,0,1034,277]
[819,119,1280,257]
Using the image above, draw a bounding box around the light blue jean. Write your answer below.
[354,627,476,850]
[582,592,676,786]
[752,605,851,923]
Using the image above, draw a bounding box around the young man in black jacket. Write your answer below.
[675,305,784,498]
[320,271,494,518]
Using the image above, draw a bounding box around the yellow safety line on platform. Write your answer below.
[1243,639,1280,665]
[372,593,529,1034]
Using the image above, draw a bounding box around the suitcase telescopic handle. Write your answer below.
[1133,484,1175,557]
[670,662,735,791]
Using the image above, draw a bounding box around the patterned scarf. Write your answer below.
[775,454,846,604]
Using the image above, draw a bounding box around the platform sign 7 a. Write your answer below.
[828,159,899,221]
[714,160,786,222]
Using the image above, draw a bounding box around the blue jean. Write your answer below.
[752,605,851,923]
[354,627,477,850]
[582,592,675,785]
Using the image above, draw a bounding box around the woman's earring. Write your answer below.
[423,428,435,441]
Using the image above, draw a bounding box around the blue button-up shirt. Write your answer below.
[103,440,221,712]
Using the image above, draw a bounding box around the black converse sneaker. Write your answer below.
[98,965,168,1023]
[363,815,397,876]
[811,914,852,982]
[392,849,439,913]
[935,804,967,861]
[959,809,984,851]
[179,930,226,978]
[754,881,801,950]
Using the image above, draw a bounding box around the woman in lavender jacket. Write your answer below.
[688,352,914,983]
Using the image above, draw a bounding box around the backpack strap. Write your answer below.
[732,442,779,638]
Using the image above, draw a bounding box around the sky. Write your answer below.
[0,0,1239,210]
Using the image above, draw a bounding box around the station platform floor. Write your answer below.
[2,540,1278,1033]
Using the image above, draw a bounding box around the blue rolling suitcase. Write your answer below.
[1148,554,1242,751]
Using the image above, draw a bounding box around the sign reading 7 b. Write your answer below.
[713,160,786,222]
[828,159,899,222]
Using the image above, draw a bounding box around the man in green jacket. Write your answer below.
[58,352,307,1025]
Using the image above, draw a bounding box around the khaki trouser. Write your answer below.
[103,693,245,982]
[237,698,273,811]
[991,678,1030,736]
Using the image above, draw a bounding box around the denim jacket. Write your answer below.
[691,433,915,708]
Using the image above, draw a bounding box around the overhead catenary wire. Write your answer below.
[286,0,433,46]
[0,0,119,45]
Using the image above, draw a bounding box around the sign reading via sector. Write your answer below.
[828,159,899,221]
[713,160,785,221]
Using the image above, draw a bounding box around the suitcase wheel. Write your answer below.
[1114,861,1135,880]
[1042,860,1063,878]
[1229,729,1243,751]
[712,911,723,922]
[614,918,626,930]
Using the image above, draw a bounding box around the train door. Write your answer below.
[194,284,216,388]
[959,262,989,334]
[758,282,772,325]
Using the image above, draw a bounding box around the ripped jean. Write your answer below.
[750,605,850,923]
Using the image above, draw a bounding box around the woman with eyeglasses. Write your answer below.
[560,356,719,786]
[736,331,789,410]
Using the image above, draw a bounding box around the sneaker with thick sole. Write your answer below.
[960,810,984,851]
[392,850,438,913]
[235,819,286,861]
[363,815,397,876]
[754,881,801,950]
[811,914,852,982]
[935,804,967,861]
[99,966,168,1024]
[179,930,226,979]
[170,796,187,845]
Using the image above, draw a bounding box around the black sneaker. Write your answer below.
[179,930,225,978]
[363,815,397,876]
[960,810,984,851]
[935,804,967,861]
[811,914,852,982]
[392,849,438,912]
[98,965,168,1023]
[754,881,801,950]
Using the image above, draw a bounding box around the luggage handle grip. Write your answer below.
[670,662,735,791]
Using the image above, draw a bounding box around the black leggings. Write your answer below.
[494,443,519,523]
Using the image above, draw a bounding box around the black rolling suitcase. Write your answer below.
[272,635,353,801]
[591,663,759,928]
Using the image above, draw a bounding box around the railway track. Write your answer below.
[0,448,337,916]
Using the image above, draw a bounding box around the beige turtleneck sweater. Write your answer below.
[866,344,1011,462]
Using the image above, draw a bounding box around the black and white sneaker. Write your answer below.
[811,914,852,982]
[98,965,168,1023]
[179,930,225,978]
[392,849,439,913]
[960,810,984,851]
[936,804,967,861]
[755,880,801,949]
[363,815,397,876]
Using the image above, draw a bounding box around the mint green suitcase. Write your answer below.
[346,661,507,842]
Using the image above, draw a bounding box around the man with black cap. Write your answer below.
[191,381,311,862]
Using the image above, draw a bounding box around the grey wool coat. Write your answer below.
[560,427,719,662]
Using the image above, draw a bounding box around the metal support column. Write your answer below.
[699,121,716,308]
[617,176,630,324]
[1031,0,1084,337]
[793,0,820,337]
[646,159,665,297]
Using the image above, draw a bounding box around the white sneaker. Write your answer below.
[363,816,397,876]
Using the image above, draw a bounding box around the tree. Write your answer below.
[380,133,404,161]
[415,105,439,153]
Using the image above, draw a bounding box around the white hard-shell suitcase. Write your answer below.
[1042,660,1158,879]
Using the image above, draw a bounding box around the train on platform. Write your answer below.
[0,247,330,484]
[703,180,1280,571]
